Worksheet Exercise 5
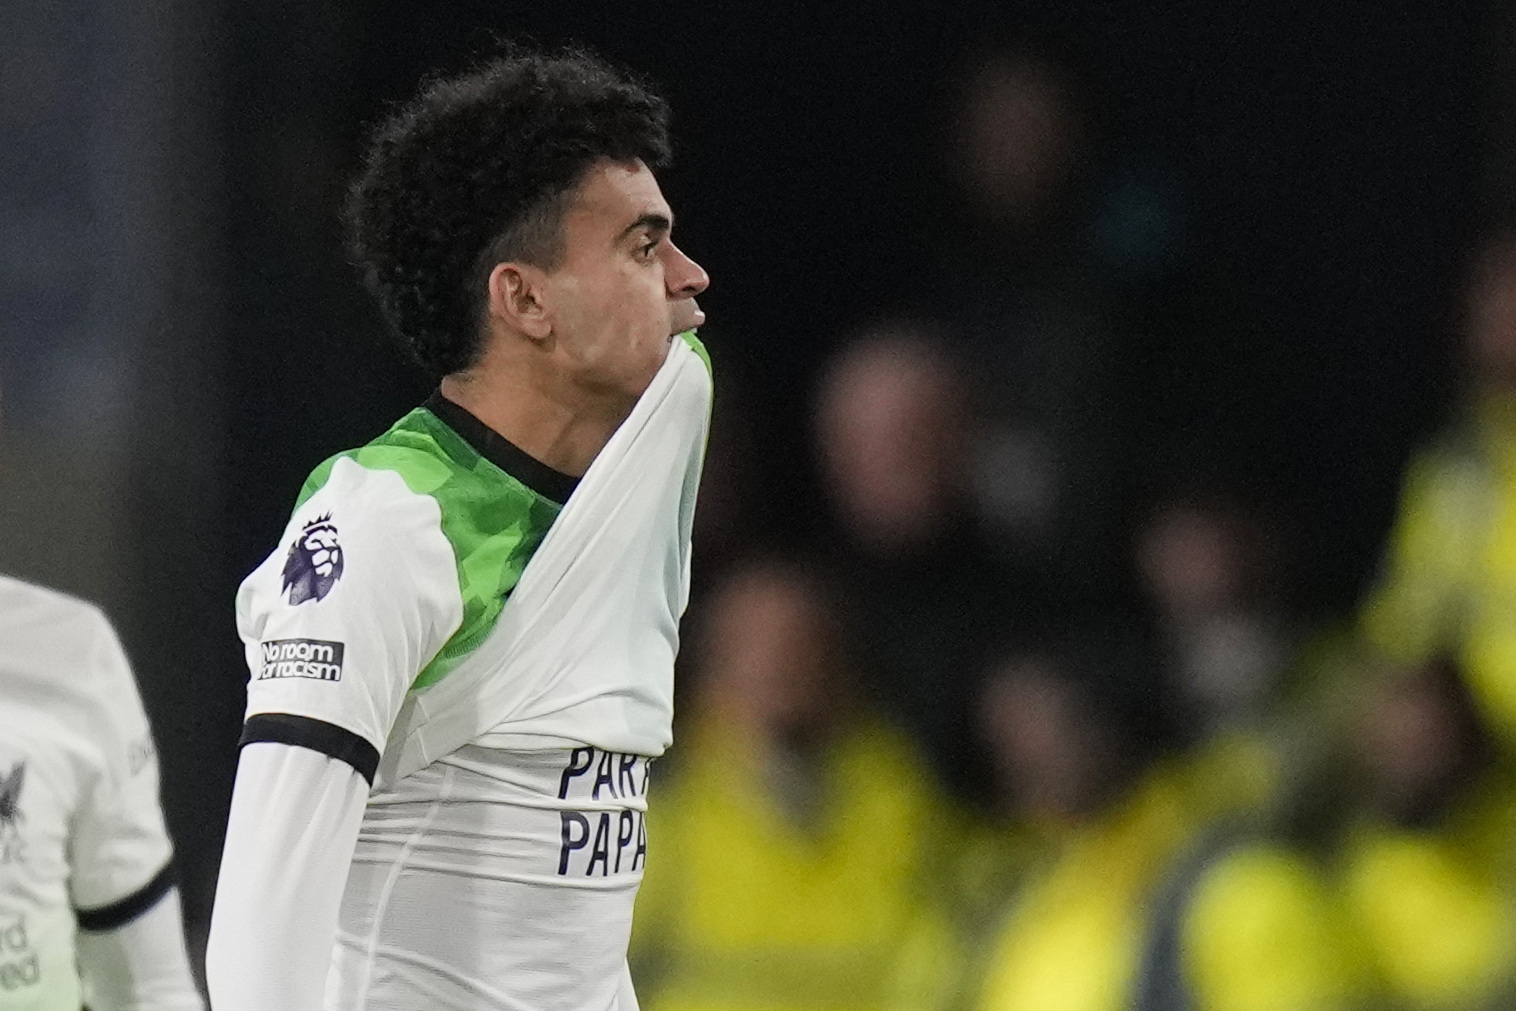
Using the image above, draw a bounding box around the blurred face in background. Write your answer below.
[955,53,1081,227]
[1466,238,1516,391]
[816,330,968,552]
[1135,499,1285,728]
[1136,503,1253,620]
[696,562,847,751]
[1356,660,1484,824]
[980,658,1116,823]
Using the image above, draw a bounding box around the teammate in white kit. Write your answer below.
[0,576,204,1010]
[205,47,712,1010]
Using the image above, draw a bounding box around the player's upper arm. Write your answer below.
[236,457,463,784]
[67,609,177,925]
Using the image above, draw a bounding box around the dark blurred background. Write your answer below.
[7,2,1516,1006]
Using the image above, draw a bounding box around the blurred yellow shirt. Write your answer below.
[976,769,1363,1011]
[631,718,961,1011]
[1179,729,1282,828]
[975,767,1193,1011]
[1340,784,1516,1010]
[1182,843,1365,1011]
[1362,393,1516,747]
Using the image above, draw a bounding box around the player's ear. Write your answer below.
[487,261,552,342]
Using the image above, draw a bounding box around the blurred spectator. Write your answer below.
[1350,230,1516,1008]
[1339,658,1516,1011]
[1137,491,1290,736]
[1137,835,1365,1011]
[972,639,1363,1011]
[632,557,961,1011]
[973,639,1193,1011]
[953,48,1086,242]
[928,47,1139,598]
[1133,488,1294,824]
[1361,233,1516,752]
[814,325,1055,805]
[815,326,968,555]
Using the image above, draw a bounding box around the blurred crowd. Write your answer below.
[627,47,1516,1011]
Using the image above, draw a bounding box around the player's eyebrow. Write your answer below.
[619,212,672,242]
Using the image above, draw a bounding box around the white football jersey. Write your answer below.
[227,334,712,1009]
[0,576,177,1010]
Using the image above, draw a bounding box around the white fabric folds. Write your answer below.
[377,335,713,786]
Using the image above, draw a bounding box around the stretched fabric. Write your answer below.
[378,334,714,785]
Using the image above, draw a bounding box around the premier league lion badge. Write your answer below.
[282,514,344,605]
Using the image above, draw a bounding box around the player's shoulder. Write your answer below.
[297,407,460,510]
[0,575,127,702]
[0,575,116,656]
[0,573,106,630]
[280,411,471,554]
[300,401,567,555]
[243,399,568,616]
[301,403,560,516]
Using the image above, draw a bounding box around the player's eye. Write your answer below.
[637,238,661,260]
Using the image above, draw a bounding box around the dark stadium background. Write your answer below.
[2,0,1511,948]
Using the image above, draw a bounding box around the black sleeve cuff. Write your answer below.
[240,713,380,785]
[75,859,177,933]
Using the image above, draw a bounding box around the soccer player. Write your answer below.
[0,576,204,1010]
[205,47,712,1011]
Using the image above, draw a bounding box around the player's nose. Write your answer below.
[663,241,710,299]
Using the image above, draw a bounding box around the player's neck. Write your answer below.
[438,361,629,479]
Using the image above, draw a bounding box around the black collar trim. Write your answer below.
[423,391,580,505]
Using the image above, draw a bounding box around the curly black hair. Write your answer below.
[346,46,672,377]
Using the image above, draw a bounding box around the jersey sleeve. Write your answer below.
[235,457,463,782]
[76,888,205,1010]
[67,610,177,920]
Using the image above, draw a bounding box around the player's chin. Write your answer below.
[637,333,676,385]
[627,358,665,398]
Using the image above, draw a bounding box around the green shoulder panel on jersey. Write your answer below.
[296,407,563,690]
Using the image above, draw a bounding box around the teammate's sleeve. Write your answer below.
[206,743,368,1011]
[76,890,205,1011]
[68,609,202,1009]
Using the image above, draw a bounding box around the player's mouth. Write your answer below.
[668,297,705,336]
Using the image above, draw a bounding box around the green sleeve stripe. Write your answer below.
[680,330,713,378]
